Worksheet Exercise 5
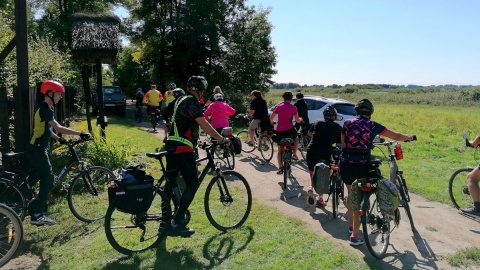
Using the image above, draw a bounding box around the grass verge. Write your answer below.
[445,247,480,268]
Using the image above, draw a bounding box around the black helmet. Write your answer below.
[323,105,338,118]
[296,92,304,99]
[187,76,208,91]
[282,91,293,100]
[167,82,176,90]
[355,99,374,114]
[173,88,185,99]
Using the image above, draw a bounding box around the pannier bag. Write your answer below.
[108,175,154,214]
[349,178,399,216]
[231,136,242,154]
[312,162,330,194]
[123,164,146,181]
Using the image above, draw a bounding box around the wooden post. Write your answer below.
[96,59,106,139]
[82,65,93,134]
[0,87,10,158]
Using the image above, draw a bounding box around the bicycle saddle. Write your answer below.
[367,159,382,167]
[146,151,168,160]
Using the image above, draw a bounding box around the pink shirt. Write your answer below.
[274,102,298,132]
[203,101,236,129]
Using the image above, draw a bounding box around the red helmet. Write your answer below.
[40,80,65,94]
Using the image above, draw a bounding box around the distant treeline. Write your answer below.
[272,83,476,90]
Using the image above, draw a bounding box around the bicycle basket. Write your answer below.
[108,176,154,214]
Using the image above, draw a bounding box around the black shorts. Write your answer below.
[339,161,370,185]
[306,153,331,172]
[275,128,298,144]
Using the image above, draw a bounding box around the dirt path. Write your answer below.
[127,102,480,269]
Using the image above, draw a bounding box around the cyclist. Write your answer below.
[294,92,310,135]
[203,93,236,134]
[306,106,342,208]
[269,91,303,174]
[164,88,186,123]
[132,87,144,112]
[143,84,167,136]
[205,86,226,107]
[28,80,90,226]
[340,99,414,246]
[462,137,480,216]
[165,76,228,237]
[247,90,269,147]
[164,82,177,106]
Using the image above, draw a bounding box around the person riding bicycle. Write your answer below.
[164,88,186,123]
[203,93,236,134]
[165,76,228,237]
[28,80,90,226]
[306,106,342,208]
[132,87,144,110]
[164,82,177,106]
[247,90,269,147]
[269,91,303,174]
[340,98,414,246]
[461,137,480,216]
[144,84,167,136]
[294,92,310,135]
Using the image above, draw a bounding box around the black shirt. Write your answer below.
[249,97,268,119]
[306,119,342,157]
[294,99,309,125]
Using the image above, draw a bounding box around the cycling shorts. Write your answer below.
[339,161,370,185]
[275,127,298,145]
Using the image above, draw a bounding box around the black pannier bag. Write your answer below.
[108,175,154,214]
[232,136,242,154]
[124,164,146,181]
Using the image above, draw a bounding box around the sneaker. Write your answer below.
[349,236,364,246]
[30,214,57,226]
[460,207,480,216]
[292,155,299,161]
[168,223,195,238]
[348,226,353,234]
[276,168,284,175]
[247,141,255,147]
[307,187,314,205]
[315,199,327,208]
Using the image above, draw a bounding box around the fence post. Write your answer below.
[0,87,9,158]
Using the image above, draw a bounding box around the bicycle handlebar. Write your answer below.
[373,134,417,147]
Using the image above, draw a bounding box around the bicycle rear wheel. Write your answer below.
[0,180,26,220]
[204,171,252,231]
[104,189,171,255]
[396,175,415,232]
[361,192,390,259]
[68,166,116,223]
[258,135,274,162]
[0,204,23,268]
[237,130,255,153]
[449,167,473,210]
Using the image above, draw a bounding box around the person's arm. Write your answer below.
[203,105,211,120]
[269,111,277,124]
[143,91,150,104]
[196,117,223,141]
[341,133,346,148]
[48,119,82,139]
[226,104,236,116]
[382,129,414,142]
[469,135,480,147]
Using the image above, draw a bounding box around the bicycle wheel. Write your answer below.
[0,180,26,220]
[204,171,252,231]
[298,133,310,161]
[258,135,274,162]
[449,167,473,210]
[361,192,390,259]
[283,159,289,190]
[396,175,415,232]
[332,177,338,219]
[0,204,23,267]
[214,145,235,170]
[105,188,171,255]
[68,166,116,223]
[237,130,255,153]
[151,114,157,131]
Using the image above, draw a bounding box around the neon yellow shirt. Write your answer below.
[143,89,163,106]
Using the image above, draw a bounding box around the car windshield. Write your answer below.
[104,87,121,94]
[333,103,356,116]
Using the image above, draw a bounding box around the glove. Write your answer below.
[58,137,67,144]
[80,132,91,141]
[219,137,230,145]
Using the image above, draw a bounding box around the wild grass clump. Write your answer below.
[445,247,480,268]
[82,137,129,170]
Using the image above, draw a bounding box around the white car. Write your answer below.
[269,95,356,127]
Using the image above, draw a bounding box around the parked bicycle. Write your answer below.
[104,140,252,255]
[449,134,478,212]
[236,114,274,162]
[357,135,416,258]
[0,139,116,223]
[0,203,23,268]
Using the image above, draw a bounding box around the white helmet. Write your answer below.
[213,93,224,101]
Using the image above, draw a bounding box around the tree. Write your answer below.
[110,46,149,96]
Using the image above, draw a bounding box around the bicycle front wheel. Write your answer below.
[449,167,473,210]
[204,171,252,231]
[105,189,171,255]
[258,135,274,162]
[0,180,26,221]
[332,177,339,219]
[237,130,255,153]
[0,203,23,268]
[361,192,390,259]
[397,175,415,232]
[68,166,116,222]
[298,133,310,161]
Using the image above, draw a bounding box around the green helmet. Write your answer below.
[187,76,208,91]
[355,99,374,114]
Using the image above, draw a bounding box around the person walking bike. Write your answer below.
[28,80,90,226]
[165,76,229,237]
[294,92,310,135]
[306,106,342,208]
[247,90,269,147]
[340,99,414,246]
[203,93,236,134]
[460,136,480,216]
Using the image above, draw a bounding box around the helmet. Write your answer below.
[213,93,224,101]
[355,99,374,114]
[323,105,338,118]
[187,76,208,91]
[40,80,65,94]
[151,84,157,89]
[296,92,304,99]
[167,82,176,90]
[172,88,185,99]
[282,91,293,100]
[137,87,142,91]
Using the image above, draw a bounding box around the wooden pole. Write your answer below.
[0,87,10,159]
[82,65,93,134]
[96,59,106,139]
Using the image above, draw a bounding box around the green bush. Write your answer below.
[83,137,129,171]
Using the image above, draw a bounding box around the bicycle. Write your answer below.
[104,140,252,255]
[323,147,345,219]
[0,139,116,223]
[296,124,311,162]
[149,107,162,132]
[278,137,294,189]
[0,203,23,268]
[358,135,417,259]
[211,127,236,170]
[134,105,143,123]
[449,134,478,212]
[236,114,274,162]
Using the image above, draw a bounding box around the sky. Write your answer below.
[115,1,480,86]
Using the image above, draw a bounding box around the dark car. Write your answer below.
[92,86,126,117]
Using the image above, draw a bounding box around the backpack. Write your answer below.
[232,136,242,154]
[312,162,330,194]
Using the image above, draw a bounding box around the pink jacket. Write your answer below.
[204,101,236,129]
